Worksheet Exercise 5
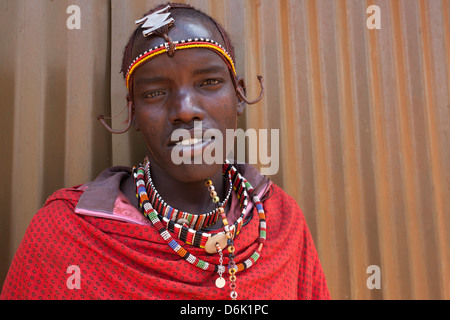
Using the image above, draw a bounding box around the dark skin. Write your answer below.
[128,15,246,216]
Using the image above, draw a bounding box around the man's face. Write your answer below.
[130,19,242,183]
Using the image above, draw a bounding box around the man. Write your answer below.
[1,3,329,300]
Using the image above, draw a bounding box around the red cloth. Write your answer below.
[1,183,329,300]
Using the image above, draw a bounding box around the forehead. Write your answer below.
[131,12,225,63]
[134,48,230,81]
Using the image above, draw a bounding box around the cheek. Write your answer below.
[135,109,160,137]
[221,102,238,129]
[147,123,159,137]
[213,90,238,127]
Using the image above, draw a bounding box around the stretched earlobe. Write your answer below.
[97,101,134,134]
[236,75,264,105]
[236,77,246,115]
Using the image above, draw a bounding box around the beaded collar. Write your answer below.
[144,159,232,230]
[146,161,250,252]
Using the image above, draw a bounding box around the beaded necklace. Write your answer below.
[145,161,249,252]
[144,159,232,230]
[204,177,236,295]
[133,161,267,299]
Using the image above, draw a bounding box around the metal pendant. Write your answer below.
[215,277,226,288]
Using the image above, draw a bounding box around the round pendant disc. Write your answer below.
[205,233,228,254]
[215,277,226,288]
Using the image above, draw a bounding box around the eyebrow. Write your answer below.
[192,65,228,76]
[135,76,168,85]
[135,64,228,85]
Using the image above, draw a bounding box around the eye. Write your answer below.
[144,90,165,99]
[201,79,222,86]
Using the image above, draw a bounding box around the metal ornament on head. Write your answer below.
[135,5,174,37]
[135,5,176,56]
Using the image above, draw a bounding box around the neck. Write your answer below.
[147,161,227,215]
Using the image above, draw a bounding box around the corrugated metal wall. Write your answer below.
[0,0,448,299]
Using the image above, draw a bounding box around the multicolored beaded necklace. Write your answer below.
[145,160,249,251]
[132,160,267,300]
[144,159,232,230]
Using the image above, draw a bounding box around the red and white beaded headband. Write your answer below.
[125,38,237,90]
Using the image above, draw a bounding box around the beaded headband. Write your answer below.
[125,38,237,90]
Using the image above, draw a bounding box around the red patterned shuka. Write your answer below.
[1,165,330,300]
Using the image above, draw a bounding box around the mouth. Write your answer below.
[167,135,216,164]
[167,131,216,155]
[168,136,215,153]
[173,137,214,147]
[167,127,216,149]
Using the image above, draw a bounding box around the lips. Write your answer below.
[167,128,214,147]
[174,137,214,147]
[166,128,217,161]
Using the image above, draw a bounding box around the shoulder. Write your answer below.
[43,166,133,212]
[44,186,85,209]
[261,183,308,239]
[264,183,304,218]
[25,186,86,237]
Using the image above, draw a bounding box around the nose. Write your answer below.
[169,88,205,125]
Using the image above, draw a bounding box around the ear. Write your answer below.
[236,75,264,106]
[236,76,246,116]
[127,95,139,132]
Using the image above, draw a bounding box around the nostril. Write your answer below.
[170,111,204,125]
